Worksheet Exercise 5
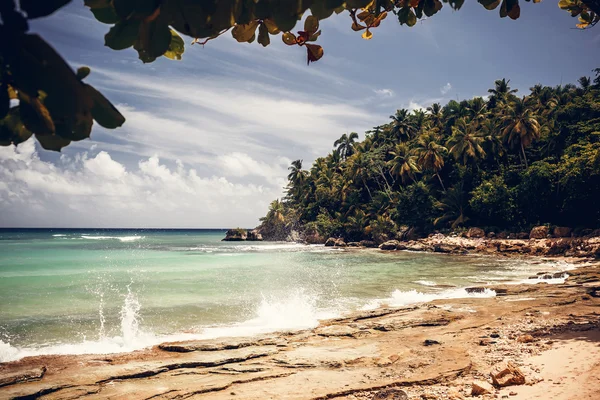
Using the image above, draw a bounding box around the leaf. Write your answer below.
[407,9,417,26]
[89,5,120,24]
[134,18,172,63]
[310,3,335,20]
[507,3,520,19]
[85,85,126,129]
[0,108,33,146]
[20,0,72,19]
[18,92,55,136]
[304,15,319,33]
[309,30,322,41]
[306,43,324,65]
[232,20,260,42]
[352,22,367,31]
[76,66,91,80]
[258,23,270,47]
[263,19,281,34]
[163,30,185,60]
[345,0,372,8]
[35,134,71,152]
[424,0,444,17]
[105,19,141,50]
[282,32,298,45]
[362,30,373,40]
[478,0,501,9]
[0,85,9,119]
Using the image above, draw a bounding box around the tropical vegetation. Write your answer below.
[259,72,600,242]
[1,0,598,151]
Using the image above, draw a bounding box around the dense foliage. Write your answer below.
[1,0,598,151]
[260,72,600,241]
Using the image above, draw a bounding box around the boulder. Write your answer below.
[466,227,485,238]
[471,380,494,396]
[222,228,247,241]
[490,362,526,387]
[516,232,529,239]
[487,232,496,238]
[359,240,378,248]
[516,334,535,343]
[246,229,263,241]
[466,287,486,294]
[379,240,401,250]
[347,242,361,247]
[373,389,408,400]
[324,237,337,247]
[546,239,571,256]
[333,238,347,247]
[303,231,325,244]
[404,242,431,252]
[553,227,572,238]
[529,226,549,239]
[433,243,464,254]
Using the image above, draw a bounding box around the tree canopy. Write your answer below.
[0,0,598,152]
[259,71,600,241]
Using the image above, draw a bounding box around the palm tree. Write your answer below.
[466,97,488,125]
[500,97,541,168]
[348,152,373,200]
[479,119,505,164]
[389,109,417,142]
[415,132,448,191]
[260,199,285,225]
[578,76,591,91]
[388,143,420,184]
[427,103,444,129]
[488,78,518,106]
[446,118,486,166]
[433,184,469,228]
[287,159,308,199]
[334,132,359,160]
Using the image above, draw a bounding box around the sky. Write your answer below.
[1,1,599,228]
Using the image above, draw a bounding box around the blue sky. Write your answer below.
[0,1,599,228]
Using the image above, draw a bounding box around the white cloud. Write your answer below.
[0,141,286,228]
[374,88,394,97]
[407,101,426,112]
[440,82,452,95]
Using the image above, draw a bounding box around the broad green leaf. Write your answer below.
[134,18,172,63]
[271,1,300,32]
[345,0,372,8]
[232,20,260,42]
[424,0,444,17]
[258,23,270,47]
[18,92,55,136]
[114,0,160,19]
[304,15,319,33]
[310,3,335,20]
[35,134,71,152]
[105,19,141,50]
[20,0,72,19]
[76,66,91,80]
[85,85,126,129]
[407,9,417,26]
[163,30,185,60]
[282,32,298,45]
[89,5,120,24]
[0,85,8,119]
[479,0,501,9]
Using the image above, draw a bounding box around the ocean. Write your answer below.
[0,228,570,362]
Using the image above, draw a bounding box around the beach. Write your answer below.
[0,235,598,399]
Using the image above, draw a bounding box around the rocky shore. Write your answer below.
[323,226,600,260]
[1,260,599,399]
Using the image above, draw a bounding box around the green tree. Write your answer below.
[389,109,417,142]
[500,97,541,168]
[447,118,486,166]
[388,143,420,184]
[415,132,448,191]
[334,132,359,160]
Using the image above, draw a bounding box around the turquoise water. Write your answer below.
[0,229,569,362]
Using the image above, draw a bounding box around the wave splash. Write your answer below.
[80,235,144,242]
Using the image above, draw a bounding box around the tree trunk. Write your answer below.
[362,177,373,200]
[520,142,528,169]
[436,173,446,192]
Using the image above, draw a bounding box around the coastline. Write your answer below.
[1,250,598,399]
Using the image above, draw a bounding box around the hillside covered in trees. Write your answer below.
[258,71,600,243]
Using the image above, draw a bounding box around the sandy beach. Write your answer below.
[1,250,598,400]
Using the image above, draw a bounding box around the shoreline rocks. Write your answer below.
[222,228,263,241]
